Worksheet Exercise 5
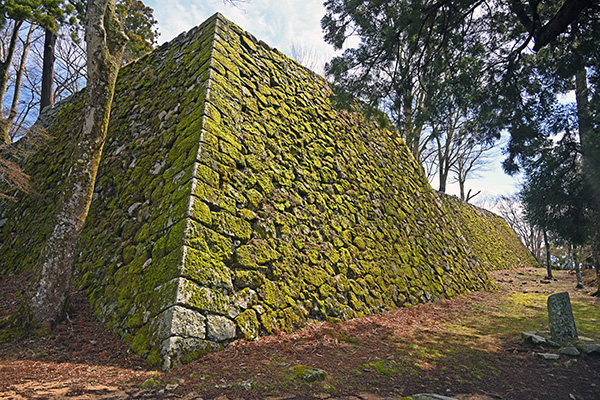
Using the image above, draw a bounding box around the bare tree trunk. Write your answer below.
[436,132,450,193]
[573,246,584,289]
[19,0,127,330]
[543,229,552,279]
[573,23,600,218]
[40,28,57,112]
[5,23,35,140]
[0,20,24,143]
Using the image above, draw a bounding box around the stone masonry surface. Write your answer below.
[0,13,537,369]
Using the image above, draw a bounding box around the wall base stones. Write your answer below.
[0,13,537,369]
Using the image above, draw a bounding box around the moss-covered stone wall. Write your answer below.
[0,13,536,369]
[440,193,537,271]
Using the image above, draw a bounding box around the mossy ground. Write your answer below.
[4,267,597,399]
[164,267,599,399]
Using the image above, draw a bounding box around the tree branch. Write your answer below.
[533,0,593,51]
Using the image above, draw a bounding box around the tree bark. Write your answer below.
[19,0,127,330]
[543,229,552,279]
[532,0,594,51]
[572,23,600,216]
[0,20,24,143]
[40,28,57,112]
[573,246,584,289]
[4,23,35,141]
[593,235,600,296]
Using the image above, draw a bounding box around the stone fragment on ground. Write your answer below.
[402,395,459,400]
[560,345,581,356]
[521,331,547,344]
[536,352,560,360]
[579,343,600,354]
[291,365,328,382]
[521,331,559,347]
[521,329,600,360]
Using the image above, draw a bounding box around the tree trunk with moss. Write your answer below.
[19,0,127,330]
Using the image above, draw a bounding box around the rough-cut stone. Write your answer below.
[0,12,537,369]
[206,315,236,341]
[155,306,206,340]
[522,331,548,345]
[560,345,581,356]
[160,336,222,370]
[579,343,600,354]
[548,292,578,342]
[521,331,560,347]
[537,352,560,360]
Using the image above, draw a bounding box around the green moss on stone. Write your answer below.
[0,12,534,372]
[235,309,260,340]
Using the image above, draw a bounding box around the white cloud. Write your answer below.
[146,0,335,67]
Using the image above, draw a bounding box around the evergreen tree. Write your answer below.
[321,0,599,194]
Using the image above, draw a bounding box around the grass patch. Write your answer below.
[571,300,600,340]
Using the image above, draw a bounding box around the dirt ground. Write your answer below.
[1,267,598,400]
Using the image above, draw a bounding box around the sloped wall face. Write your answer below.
[0,14,535,370]
[440,194,537,271]
[0,95,86,275]
[168,14,501,365]
[0,17,222,365]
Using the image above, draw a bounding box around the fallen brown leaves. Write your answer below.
[1,268,599,400]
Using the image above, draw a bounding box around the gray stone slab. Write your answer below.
[547,292,578,342]
[579,343,600,354]
[537,352,560,360]
[522,331,547,344]
[560,346,581,356]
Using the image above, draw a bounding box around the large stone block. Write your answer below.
[548,292,578,343]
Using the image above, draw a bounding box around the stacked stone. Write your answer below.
[0,13,535,369]
[440,194,538,271]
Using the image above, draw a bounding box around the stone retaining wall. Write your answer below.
[0,13,536,369]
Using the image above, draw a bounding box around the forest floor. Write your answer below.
[0,267,599,400]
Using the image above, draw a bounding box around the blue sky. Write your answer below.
[144,0,521,205]
[145,0,334,61]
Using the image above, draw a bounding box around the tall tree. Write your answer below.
[40,27,57,109]
[321,0,504,187]
[116,0,157,64]
[19,0,127,329]
[322,0,599,198]
[0,0,73,141]
[39,0,158,113]
[449,136,495,202]
[4,22,35,140]
[520,131,591,286]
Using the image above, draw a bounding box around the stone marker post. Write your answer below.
[547,292,578,342]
